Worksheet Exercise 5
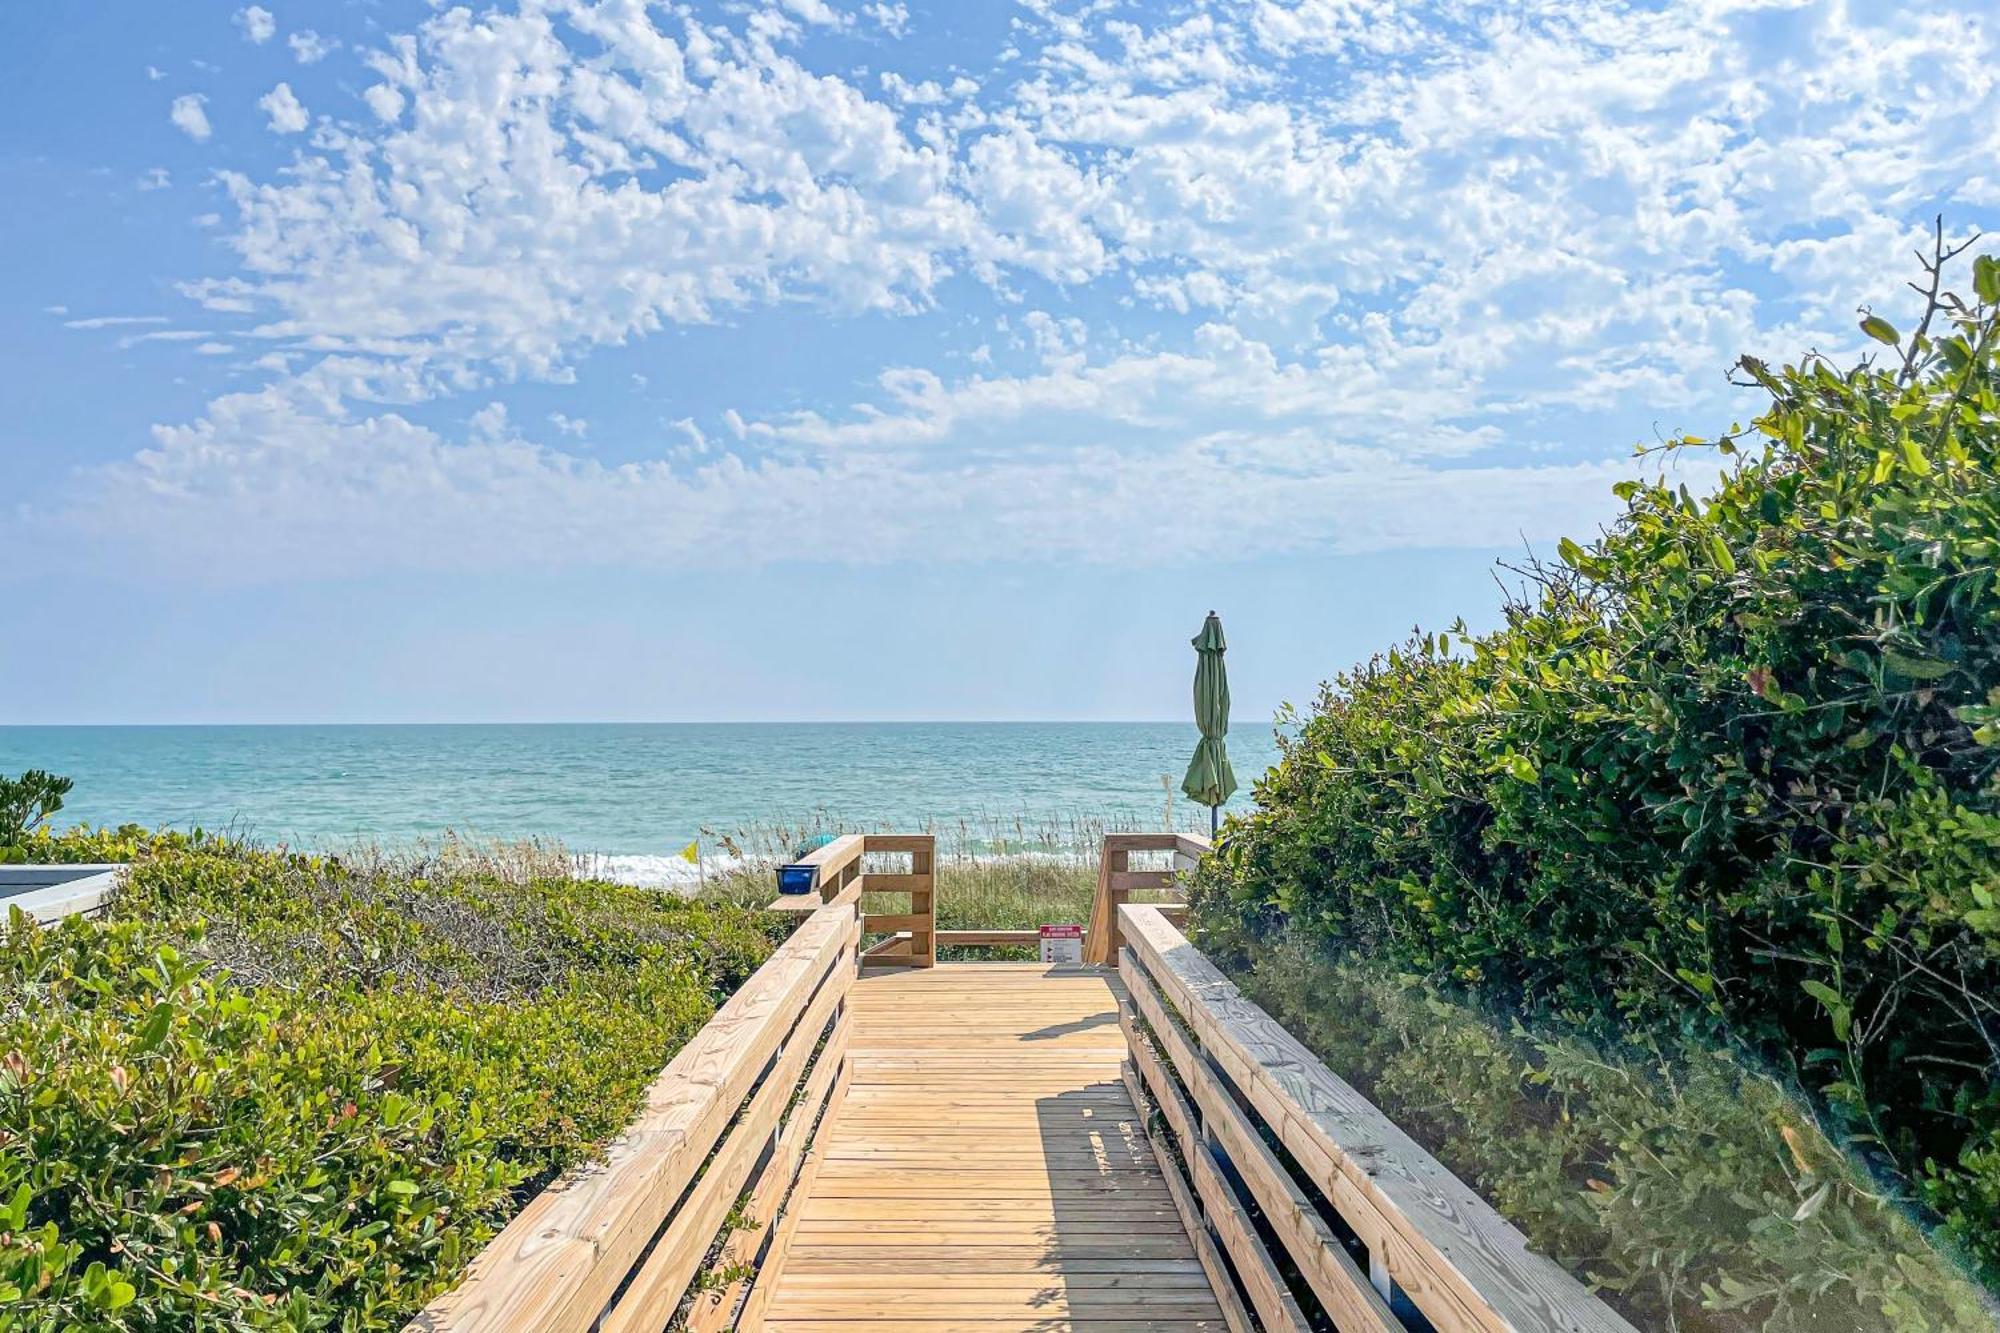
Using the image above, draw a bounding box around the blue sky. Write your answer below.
[3,0,1996,724]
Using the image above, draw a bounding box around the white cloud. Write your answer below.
[168,94,211,142]
[117,329,211,349]
[137,167,172,191]
[780,0,846,27]
[35,381,1630,583]
[27,0,2000,585]
[145,64,167,81]
[187,2,982,399]
[235,6,275,44]
[258,82,308,133]
[963,126,1112,284]
[64,314,169,330]
[361,83,404,123]
[288,29,336,63]
[468,401,511,440]
[866,4,910,38]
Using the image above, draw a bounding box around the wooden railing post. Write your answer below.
[853,834,935,968]
[1085,832,1209,966]
[908,835,936,966]
[1085,841,1128,966]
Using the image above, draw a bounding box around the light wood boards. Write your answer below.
[733,1061,855,1330]
[599,961,849,1333]
[753,963,1229,1331]
[859,835,936,968]
[770,836,936,965]
[1117,905,1639,1333]
[1121,956,1395,1333]
[934,929,1042,948]
[1121,1003,1308,1333]
[1084,834,1209,967]
[1121,1061,1254,1333]
[406,903,858,1332]
[687,1014,853,1333]
[0,864,121,923]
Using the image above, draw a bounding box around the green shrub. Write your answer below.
[1192,242,2000,1315]
[1219,935,1993,1332]
[0,829,787,1330]
[0,773,74,861]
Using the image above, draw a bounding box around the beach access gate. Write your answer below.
[407,831,1639,1333]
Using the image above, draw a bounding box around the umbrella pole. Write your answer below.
[1209,804,1218,837]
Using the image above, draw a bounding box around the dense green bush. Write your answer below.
[0,829,786,1330]
[0,772,73,861]
[1192,245,2000,1316]
[1220,936,1991,1332]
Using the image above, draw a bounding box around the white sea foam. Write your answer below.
[580,846,1099,890]
[583,851,750,889]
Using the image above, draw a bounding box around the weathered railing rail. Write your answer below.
[406,893,861,1333]
[1117,902,1638,1333]
[1,864,121,923]
[769,832,936,967]
[1083,830,1206,965]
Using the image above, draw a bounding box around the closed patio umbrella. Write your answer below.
[1181,611,1237,836]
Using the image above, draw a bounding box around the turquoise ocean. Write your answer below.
[0,723,1279,884]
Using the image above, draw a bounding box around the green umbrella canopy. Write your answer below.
[1181,611,1237,810]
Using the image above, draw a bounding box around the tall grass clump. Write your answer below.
[1191,237,2000,1327]
[695,818,1105,959]
[0,824,786,1329]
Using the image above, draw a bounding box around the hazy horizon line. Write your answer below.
[0,717,1231,729]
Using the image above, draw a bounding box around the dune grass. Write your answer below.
[5,824,785,1330]
[699,854,1100,959]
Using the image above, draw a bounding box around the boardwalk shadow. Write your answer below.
[1020,1011,1117,1041]
[1030,1076,1224,1325]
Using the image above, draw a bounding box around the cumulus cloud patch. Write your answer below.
[168,93,211,142]
[288,29,336,63]
[25,0,2000,582]
[258,82,308,133]
[38,382,1631,581]
[235,6,275,44]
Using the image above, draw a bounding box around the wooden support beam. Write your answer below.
[1118,904,1639,1333]
[858,873,930,893]
[934,929,1043,948]
[598,942,854,1333]
[860,913,932,935]
[1123,1058,1255,1333]
[857,834,935,855]
[1123,949,1398,1332]
[1124,1005,1308,1332]
[406,905,858,1332]
[684,1007,851,1332]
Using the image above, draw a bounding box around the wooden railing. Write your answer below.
[769,833,936,967]
[406,893,861,1333]
[1117,903,1638,1333]
[1082,831,1207,966]
[0,864,121,923]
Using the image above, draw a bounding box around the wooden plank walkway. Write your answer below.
[760,963,1229,1332]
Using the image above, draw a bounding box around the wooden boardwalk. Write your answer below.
[409,843,1637,1333]
[760,963,1228,1332]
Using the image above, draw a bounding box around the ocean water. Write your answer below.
[0,723,1278,883]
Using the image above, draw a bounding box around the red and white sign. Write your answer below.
[1039,923,1084,964]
